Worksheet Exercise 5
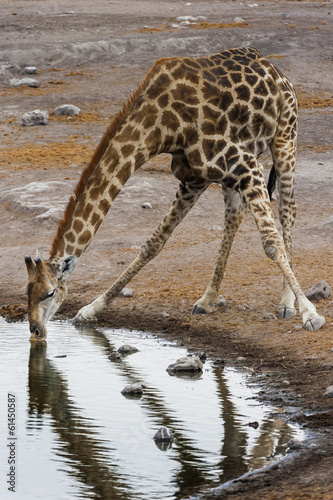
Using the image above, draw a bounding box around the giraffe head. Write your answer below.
[24,253,77,341]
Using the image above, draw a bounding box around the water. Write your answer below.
[0,318,302,500]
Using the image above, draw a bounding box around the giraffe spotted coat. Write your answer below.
[24,47,325,340]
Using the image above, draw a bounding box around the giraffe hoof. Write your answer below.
[278,306,297,319]
[72,312,97,325]
[304,315,325,331]
[191,304,211,315]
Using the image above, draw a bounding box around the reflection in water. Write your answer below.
[28,343,129,500]
[0,319,301,500]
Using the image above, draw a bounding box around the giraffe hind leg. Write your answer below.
[73,181,207,323]
[270,108,298,320]
[192,186,247,314]
[235,154,325,331]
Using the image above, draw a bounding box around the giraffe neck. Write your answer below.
[50,127,159,261]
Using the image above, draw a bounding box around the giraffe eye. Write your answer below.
[44,289,55,300]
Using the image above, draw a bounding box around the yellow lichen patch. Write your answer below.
[0,83,68,97]
[135,21,250,33]
[267,54,286,59]
[0,141,95,169]
[186,21,250,30]
[296,89,333,109]
[50,112,113,124]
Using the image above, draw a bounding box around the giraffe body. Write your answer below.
[25,47,325,340]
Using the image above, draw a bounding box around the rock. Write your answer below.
[108,351,121,361]
[119,287,134,298]
[117,344,139,354]
[248,421,259,429]
[53,104,81,116]
[23,66,37,75]
[324,386,333,397]
[10,77,38,87]
[166,356,203,374]
[142,202,152,209]
[213,357,225,368]
[22,110,48,126]
[214,295,227,307]
[263,312,277,320]
[287,438,303,450]
[305,280,331,301]
[197,351,207,362]
[121,383,143,395]
[153,426,174,442]
[237,356,246,362]
[0,62,21,82]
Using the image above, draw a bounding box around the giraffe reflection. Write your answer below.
[28,343,129,500]
[27,325,296,499]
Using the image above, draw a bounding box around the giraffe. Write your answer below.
[25,47,325,341]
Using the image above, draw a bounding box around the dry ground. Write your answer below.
[0,1,332,498]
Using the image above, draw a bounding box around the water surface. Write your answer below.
[0,318,302,499]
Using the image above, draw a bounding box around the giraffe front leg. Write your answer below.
[73,182,207,325]
[192,187,247,314]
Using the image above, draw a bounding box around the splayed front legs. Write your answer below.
[73,182,207,323]
[192,187,247,314]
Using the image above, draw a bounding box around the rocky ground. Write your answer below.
[0,0,333,498]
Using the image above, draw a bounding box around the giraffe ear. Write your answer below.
[58,256,78,281]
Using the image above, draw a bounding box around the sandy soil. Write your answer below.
[0,1,333,498]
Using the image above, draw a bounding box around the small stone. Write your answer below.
[119,287,134,298]
[121,383,143,396]
[282,380,290,386]
[237,356,246,362]
[142,202,152,209]
[10,77,38,87]
[248,421,259,429]
[213,357,225,368]
[324,385,333,397]
[166,356,203,374]
[287,438,303,450]
[22,110,48,126]
[197,351,207,362]
[117,344,139,354]
[153,426,174,442]
[108,351,121,361]
[306,280,331,301]
[214,295,227,307]
[263,312,277,320]
[23,66,37,75]
[54,104,81,116]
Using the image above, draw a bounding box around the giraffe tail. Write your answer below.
[267,164,277,201]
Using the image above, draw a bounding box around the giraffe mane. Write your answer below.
[49,57,173,259]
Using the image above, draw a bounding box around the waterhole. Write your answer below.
[0,318,302,500]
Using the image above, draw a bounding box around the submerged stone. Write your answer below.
[153,426,174,442]
[166,356,203,374]
[118,344,139,354]
[121,383,143,396]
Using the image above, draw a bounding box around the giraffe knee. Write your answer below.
[265,245,278,261]
[140,243,150,259]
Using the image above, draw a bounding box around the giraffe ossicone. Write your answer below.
[24,47,325,341]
